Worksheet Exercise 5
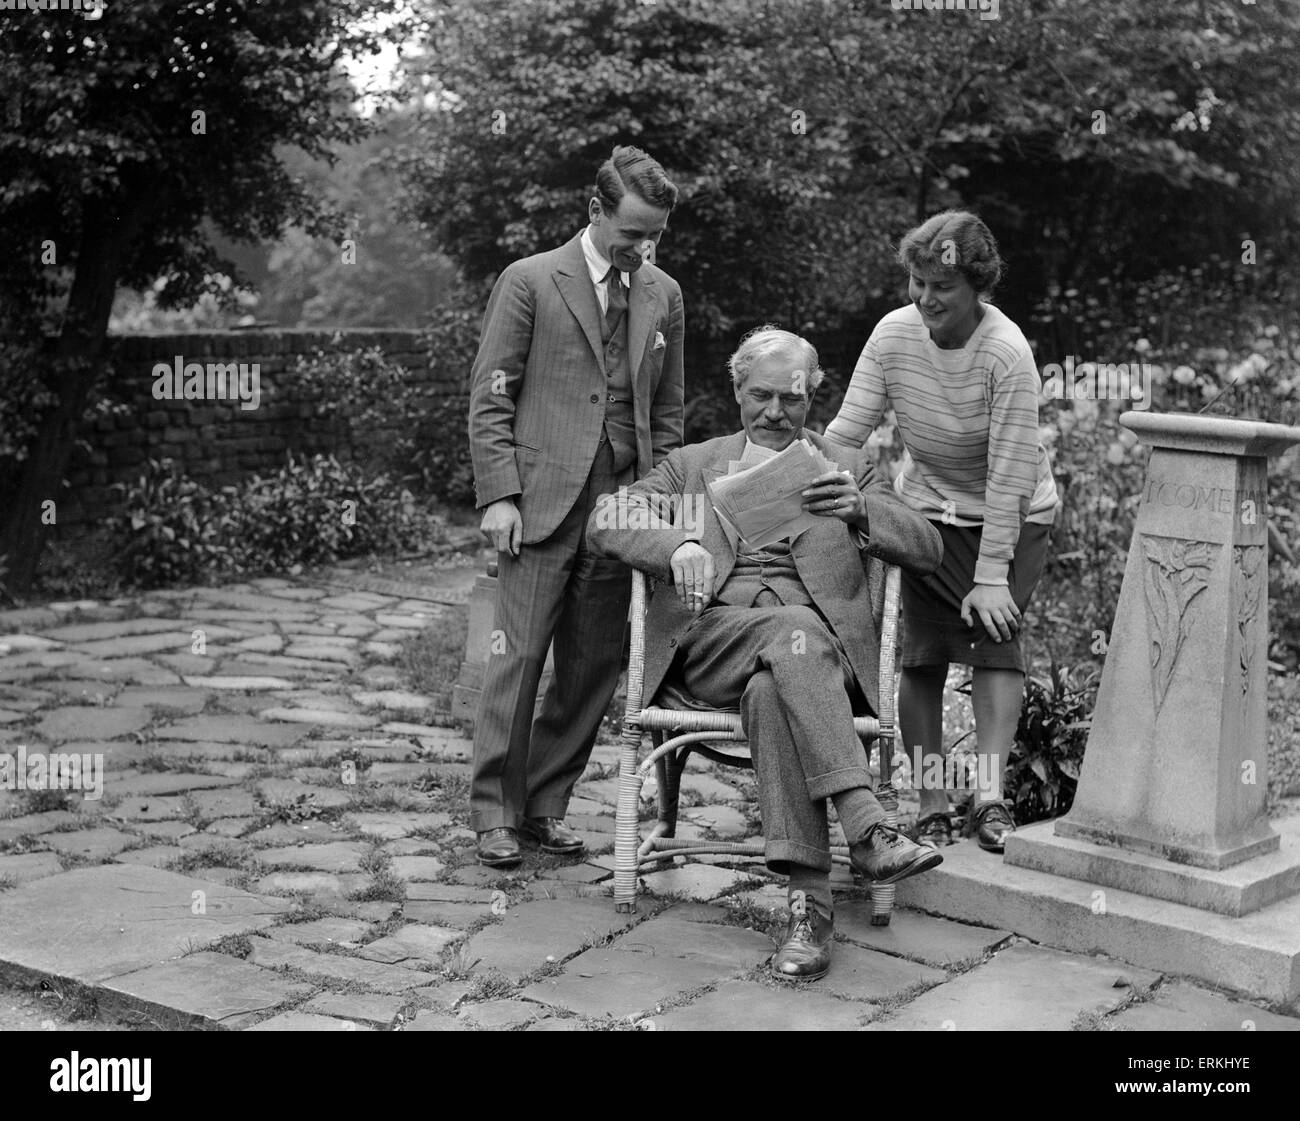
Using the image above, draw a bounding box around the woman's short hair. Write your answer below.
[728,326,824,393]
[898,209,1003,294]
[594,145,679,214]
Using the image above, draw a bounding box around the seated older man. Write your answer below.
[588,326,945,981]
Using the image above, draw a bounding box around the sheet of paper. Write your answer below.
[706,438,845,549]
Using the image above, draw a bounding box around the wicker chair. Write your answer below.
[613,564,904,925]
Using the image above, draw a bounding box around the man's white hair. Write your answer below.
[728,325,824,392]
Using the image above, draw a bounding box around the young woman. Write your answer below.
[823,210,1059,851]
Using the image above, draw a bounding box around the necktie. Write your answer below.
[604,266,627,336]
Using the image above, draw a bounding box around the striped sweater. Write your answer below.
[824,303,1059,586]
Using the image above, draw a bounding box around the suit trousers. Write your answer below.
[676,604,883,873]
[470,437,632,832]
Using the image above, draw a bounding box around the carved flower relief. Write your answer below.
[1142,536,1221,714]
[1234,545,1266,705]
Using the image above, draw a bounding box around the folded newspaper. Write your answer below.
[706,438,842,550]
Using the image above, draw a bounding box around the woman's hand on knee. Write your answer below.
[960,585,1021,643]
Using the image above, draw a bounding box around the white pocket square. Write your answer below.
[653,331,666,350]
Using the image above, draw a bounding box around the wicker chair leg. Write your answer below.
[869,780,898,926]
[657,744,684,836]
[614,726,645,912]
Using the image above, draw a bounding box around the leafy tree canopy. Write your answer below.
[401,0,1300,364]
[0,0,412,592]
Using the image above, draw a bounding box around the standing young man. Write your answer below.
[467,146,685,866]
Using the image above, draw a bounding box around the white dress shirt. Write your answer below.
[580,226,630,314]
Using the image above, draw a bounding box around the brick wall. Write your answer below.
[60,329,465,531]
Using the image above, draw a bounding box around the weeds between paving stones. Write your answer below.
[280,899,333,925]
[198,933,254,960]
[439,942,481,981]
[353,909,410,945]
[406,820,448,841]
[334,746,373,779]
[456,908,504,940]
[344,785,429,814]
[357,844,392,876]
[179,793,207,830]
[350,868,406,904]
[164,842,255,876]
[1071,1008,1125,1031]
[228,746,272,765]
[36,978,102,1022]
[853,976,946,1024]
[526,958,565,982]
[131,754,188,775]
[714,898,787,941]
[619,977,725,1024]
[257,793,333,826]
[464,970,517,1003]
[251,961,368,997]
[526,850,589,877]
[47,816,104,833]
[0,833,42,856]
[410,771,451,798]
[20,788,71,815]
[1141,973,1297,1021]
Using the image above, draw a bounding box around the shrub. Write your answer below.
[108,461,246,589]
[107,454,444,589]
[405,392,476,507]
[1004,660,1098,825]
[410,285,483,507]
[281,345,432,480]
[277,288,483,509]
[28,525,124,602]
[1268,675,1300,809]
[237,453,433,570]
[1028,253,1300,673]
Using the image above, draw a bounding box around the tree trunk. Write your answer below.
[0,189,152,596]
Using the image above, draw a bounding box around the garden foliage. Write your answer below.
[107,454,441,589]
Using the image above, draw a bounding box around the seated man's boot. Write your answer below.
[850,821,944,884]
[477,826,521,868]
[519,817,585,855]
[772,890,833,982]
[967,799,1016,853]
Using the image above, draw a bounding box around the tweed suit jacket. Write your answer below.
[587,429,944,714]
[468,233,686,544]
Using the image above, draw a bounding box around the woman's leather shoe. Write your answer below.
[477,827,522,867]
[519,817,585,854]
[968,800,1016,853]
[909,811,955,847]
[772,891,833,981]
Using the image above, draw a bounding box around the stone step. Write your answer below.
[896,831,1300,1004]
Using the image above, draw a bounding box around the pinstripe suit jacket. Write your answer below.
[468,233,686,544]
[587,430,944,714]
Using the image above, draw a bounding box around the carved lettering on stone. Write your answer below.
[1234,545,1265,708]
[1141,535,1220,714]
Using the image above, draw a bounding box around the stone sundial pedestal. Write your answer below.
[1005,413,1300,917]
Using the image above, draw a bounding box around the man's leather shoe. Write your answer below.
[477,827,521,867]
[519,817,585,855]
[851,821,944,884]
[772,891,833,981]
[968,800,1016,853]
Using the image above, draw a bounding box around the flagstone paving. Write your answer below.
[2,570,1298,1032]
